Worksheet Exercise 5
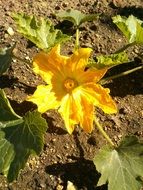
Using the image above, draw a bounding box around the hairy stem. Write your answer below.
[75,27,80,50]
[94,117,115,147]
[100,65,143,85]
[114,42,136,54]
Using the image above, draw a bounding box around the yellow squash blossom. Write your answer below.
[27,45,117,134]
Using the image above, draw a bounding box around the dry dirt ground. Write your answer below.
[0,0,143,190]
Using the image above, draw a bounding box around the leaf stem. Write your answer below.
[94,117,115,147]
[114,42,136,54]
[12,54,31,65]
[75,27,80,50]
[100,65,143,85]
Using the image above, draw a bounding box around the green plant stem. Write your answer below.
[100,65,143,85]
[114,42,136,54]
[75,27,80,50]
[94,117,115,147]
[12,54,31,65]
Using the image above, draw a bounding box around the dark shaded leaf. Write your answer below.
[0,45,15,76]
[0,89,21,127]
[0,89,47,182]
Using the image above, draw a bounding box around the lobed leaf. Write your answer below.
[0,45,15,76]
[113,15,143,44]
[56,9,99,27]
[89,52,128,69]
[93,136,143,190]
[0,89,21,126]
[12,13,70,51]
[0,89,47,182]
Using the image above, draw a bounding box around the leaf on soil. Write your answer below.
[0,45,15,76]
[89,52,128,69]
[112,15,143,44]
[0,89,22,128]
[12,13,70,51]
[0,89,47,182]
[93,136,143,190]
[56,9,99,27]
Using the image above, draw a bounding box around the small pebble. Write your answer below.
[67,181,77,190]
[56,184,63,190]
[7,27,14,36]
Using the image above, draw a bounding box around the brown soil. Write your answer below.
[0,0,143,190]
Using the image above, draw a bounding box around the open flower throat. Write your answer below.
[27,44,117,134]
[64,78,78,92]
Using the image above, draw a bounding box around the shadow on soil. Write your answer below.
[109,2,143,19]
[0,75,18,88]
[10,100,37,116]
[0,75,36,94]
[117,6,143,19]
[46,158,107,190]
[103,61,143,97]
[100,5,143,32]
[46,117,67,135]
[46,132,108,190]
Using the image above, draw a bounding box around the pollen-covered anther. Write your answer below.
[64,78,77,91]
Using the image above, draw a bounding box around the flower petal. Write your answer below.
[50,71,68,100]
[59,92,82,134]
[58,94,75,134]
[67,48,92,71]
[73,90,94,133]
[27,85,60,113]
[81,83,117,114]
[79,94,94,133]
[33,44,69,83]
[77,68,108,85]
[69,90,94,133]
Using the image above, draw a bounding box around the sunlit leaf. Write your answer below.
[56,9,99,27]
[12,13,70,51]
[93,136,143,190]
[0,89,47,182]
[0,45,15,76]
[113,15,143,44]
[89,52,128,69]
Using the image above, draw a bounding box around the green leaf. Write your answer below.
[93,136,143,190]
[0,89,47,182]
[0,111,47,182]
[0,45,15,76]
[12,13,70,51]
[0,89,21,127]
[89,52,128,69]
[113,15,143,44]
[56,9,99,27]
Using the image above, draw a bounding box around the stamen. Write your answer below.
[64,78,77,91]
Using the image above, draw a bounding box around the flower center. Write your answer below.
[64,78,77,91]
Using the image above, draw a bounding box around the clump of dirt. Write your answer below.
[0,0,143,189]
